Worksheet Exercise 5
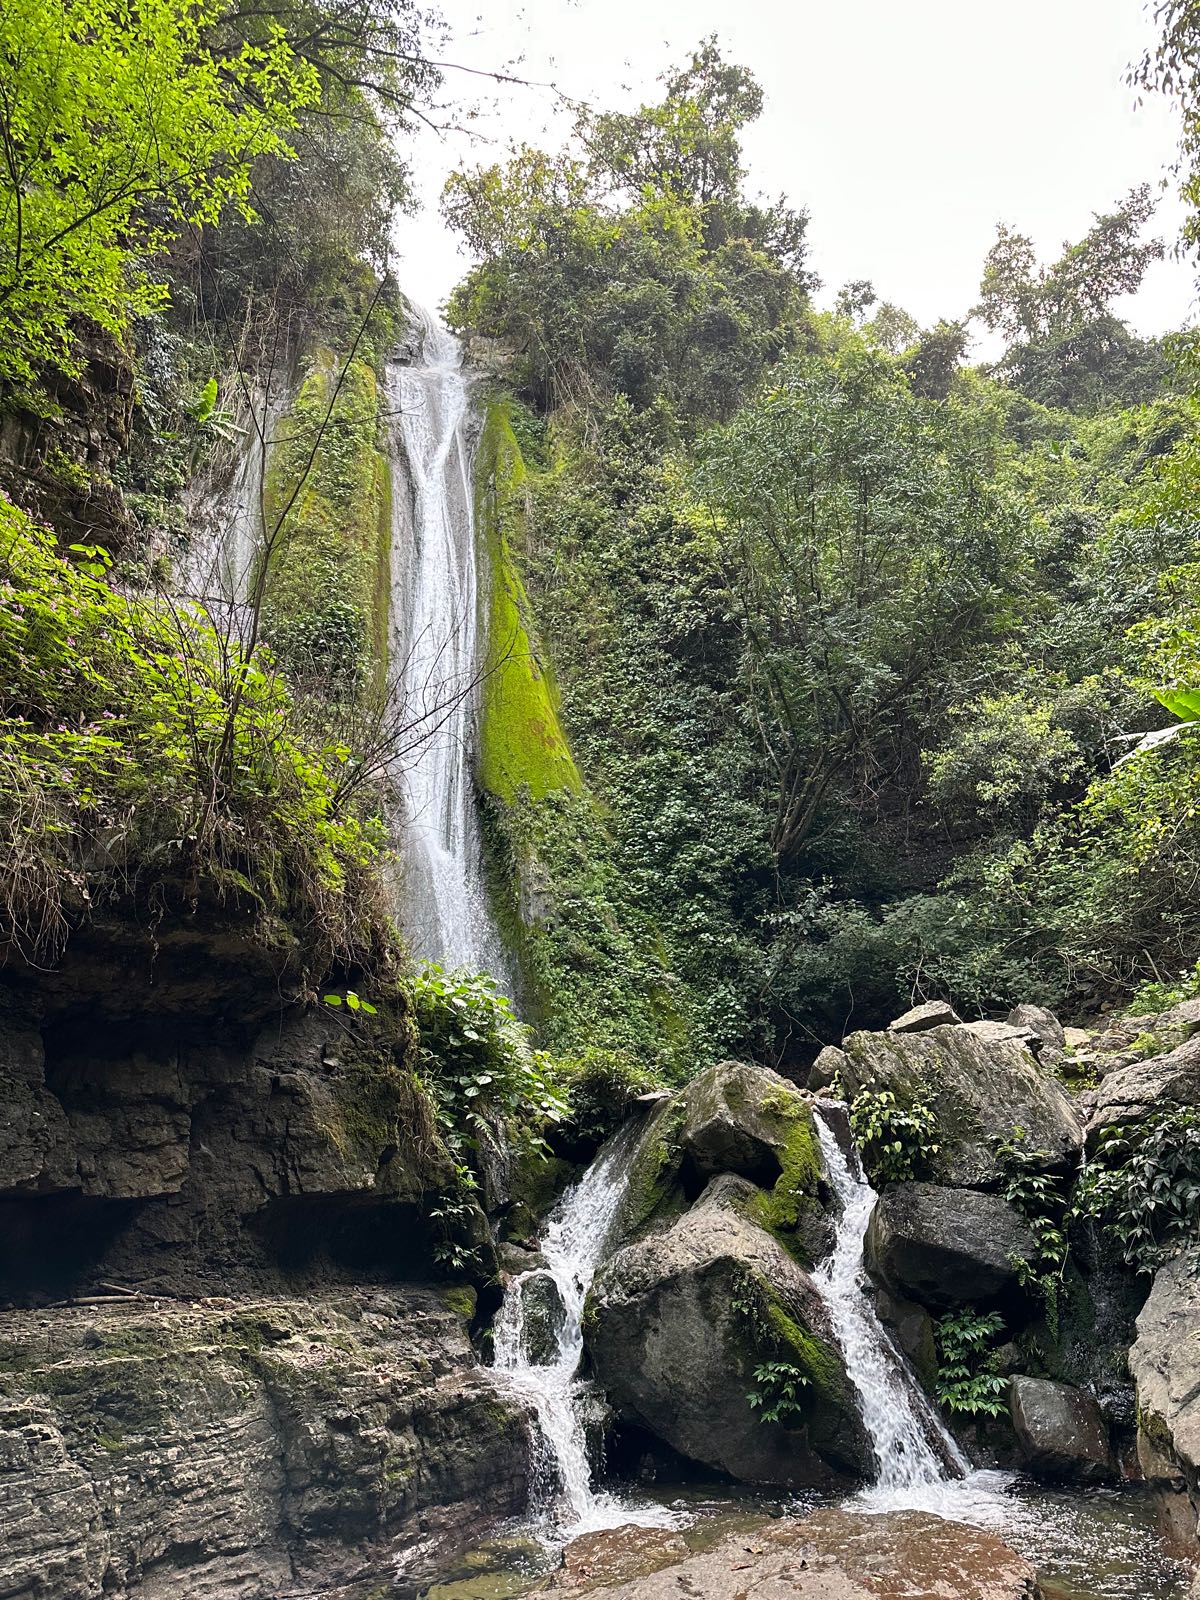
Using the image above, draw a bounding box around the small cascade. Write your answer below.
[179,387,275,624]
[386,306,505,975]
[492,1126,676,1539]
[811,1105,969,1495]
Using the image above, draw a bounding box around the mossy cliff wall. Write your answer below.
[262,345,393,694]
[473,400,691,1071]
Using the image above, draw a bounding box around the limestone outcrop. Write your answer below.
[0,1290,531,1600]
[535,1509,1041,1599]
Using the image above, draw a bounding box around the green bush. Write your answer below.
[410,962,567,1164]
[849,1085,940,1186]
[1073,1105,1200,1271]
[0,494,387,974]
[934,1309,1008,1418]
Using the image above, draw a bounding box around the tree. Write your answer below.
[442,43,814,419]
[0,0,321,385]
[973,188,1165,410]
[695,345,1019,861]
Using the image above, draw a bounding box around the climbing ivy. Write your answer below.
[933,1309,1008,1418]
[849,1085,940,1185]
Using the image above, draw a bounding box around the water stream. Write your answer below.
[386,307,506,974]
[491,1125,678,1541]
[811,1104,968,1493]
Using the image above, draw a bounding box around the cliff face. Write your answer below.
[0,918,532,1599]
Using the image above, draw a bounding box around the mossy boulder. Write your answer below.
[613,1061,832,1265]
[835,1023,1083,1188]
[585,1174,870,1488]
[866,1183,1037,1311]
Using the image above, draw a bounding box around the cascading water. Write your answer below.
[179,386,273,618]
[811,1105,969,1497]
[491,1126,678,1540]
[386,307,505,975]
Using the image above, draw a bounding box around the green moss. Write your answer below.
[440,1286,478,1321]
[616,1101,686,1237]
[764,1300,844,1404]
[476,401,582,804]
[262,345,392,694]
[749,1099,825,1266]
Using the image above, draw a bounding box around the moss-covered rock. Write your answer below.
[476,400,582,804]
[585,1173,870,1487]
[263,345,393,694]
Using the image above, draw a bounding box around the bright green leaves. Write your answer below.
[322,991,378,1014]
[933,1309,1008,1418]
[0,0,319,384]
[848,1085,940,1187]
[0,495,383,966]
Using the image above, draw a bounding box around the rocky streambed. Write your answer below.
[2,966,1199,1600]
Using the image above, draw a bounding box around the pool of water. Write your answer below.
[415,1477,1192,1600]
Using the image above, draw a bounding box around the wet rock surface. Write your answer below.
[536,1509,1041,1598]
[866,1182,1037,1308]
[1129,1246,1200,1536]
[587,1174,871,1487]
[1008,1376,1117,1482]
[0,1289,531,1600]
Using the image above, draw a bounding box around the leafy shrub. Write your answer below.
[996,1127,1070,1338]
[748,1361,810,1425]
[1073,1106,1200,1271]
[849,1085,940,1185]
[0,495,387,972]
[934,1309,1008,1418]
[410,963,567,1163]
[1129,959,1200,1016]
[557,1048,664,1145]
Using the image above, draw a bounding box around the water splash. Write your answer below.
[386,306,506,974]
[811,1106,969,1494]
[492,1126,680,1540]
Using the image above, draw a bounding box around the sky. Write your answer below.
[393,0,1199,353]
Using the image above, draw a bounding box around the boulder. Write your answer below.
[876,1288,938,1388]
[616,1062,829,1264]
[505,1270,567,1366]
[808,1044,846,1092]
[678,1060,801,1187]
[1008,1376,1116,1482]
[1129,1247,1200,1530]
[537,1509,1040,1599]
[1006,1005,1066,1052]
[888,1000,961,1033]
[866,1183,1037,1310]
[1087,1034,1200,1147]
[586,1175,871,1487]
[838,1023,1083,1188]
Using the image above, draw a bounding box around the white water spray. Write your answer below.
[492,1127,678,1540]
[387,307,505,974]
[811,1106,969,1497]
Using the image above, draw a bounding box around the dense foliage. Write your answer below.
[443,41,1200,1064]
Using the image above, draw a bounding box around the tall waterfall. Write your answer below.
[492,1127,677,1540]
[386,308,505,974]
[812,1105,969,1498]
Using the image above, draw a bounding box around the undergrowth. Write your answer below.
[0,494,391,976]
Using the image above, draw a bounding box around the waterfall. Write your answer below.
[811,1105,969,1496]
[179,386,273,622]
[386,307,506,976]
[491,1126,677,1540]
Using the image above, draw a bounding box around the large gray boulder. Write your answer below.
[1006,1004,1065,1053]
[586,1175,871,1487]
[1129,1247,1200,1531]
[838,1023,1083,1188]
[1008,1376,1116,1482]
[888,1000,961,1034]
[866,1183,1037,1309]
[1087,1034,1200,1147]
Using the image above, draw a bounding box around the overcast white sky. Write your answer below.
[394,0,1198,352]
